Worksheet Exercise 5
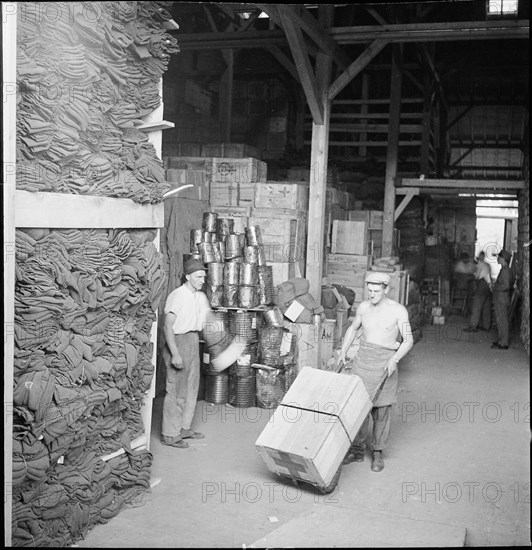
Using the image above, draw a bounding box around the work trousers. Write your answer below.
[352,405,391,452]
[162,331,200,438]
[493,291,510,347]
[469,280,492,330]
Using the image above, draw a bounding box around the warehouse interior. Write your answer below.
[3,1,530,548]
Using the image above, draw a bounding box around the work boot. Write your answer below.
[180,428,205,439]
[371,451,384,472]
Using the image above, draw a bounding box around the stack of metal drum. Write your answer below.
[188,212,273,309]
[194,211,296,408]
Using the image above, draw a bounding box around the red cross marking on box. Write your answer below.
[271,450,308,479]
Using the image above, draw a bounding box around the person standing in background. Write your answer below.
[491,250,514,350]
[463,251,492,332]
[161,259,210,448]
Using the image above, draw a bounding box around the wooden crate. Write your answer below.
[202,142,262,159]
[326,253,372,271]
[331,220,367,255]
[249,216,306,263]
[210,181,256,207]
[165,156,211,171]
[255,367,372,489]
[211,157,267,184]
[326,271,366,289]
[255,182,309,211]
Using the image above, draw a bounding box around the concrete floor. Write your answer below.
[78,316,530,548]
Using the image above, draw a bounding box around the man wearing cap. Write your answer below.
[161,259,211,448]
[337,271,413,472]
[463,251,492,333]
[491,250,514,350]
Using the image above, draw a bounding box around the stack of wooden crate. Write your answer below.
[207,180,309,288]
[325,251,372,308]
[347,210,384,258]
[250,181,308,286]
[164,156,267,204]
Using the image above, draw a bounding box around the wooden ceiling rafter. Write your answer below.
[281,13,324,124]
[175,20,529,49]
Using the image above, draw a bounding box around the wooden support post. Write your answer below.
[359,73,370,158]
[219,49,234,142]
[3,3,16,544]
[306,5,333,307]
[383,45,403,257]
[295,87,306,151]
[420,74,432,176]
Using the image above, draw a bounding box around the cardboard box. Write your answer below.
[331,220,367,255]
[255,182,309,211]
[255,367,372,489]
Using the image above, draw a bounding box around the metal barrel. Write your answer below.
[207,262,224,286]
[225,234,241,259]
[257,265,274,305]
[263,306,284,327]
[204,372,229,404]
[198,242,216,264]
[217,218,234,240]
[245,225,263,246]
[228,373,256,407]
[229,310,259,342]
[223,284,239,307]
[190,229,203,253]
[259,326,286,367]
[243,245,259,264]
[203,231,217,243]
[257,245,267,266]
[239,285,258,308]
[205,284,224,307]
[255,367,286,409]
[239,263,258,286]
[223,261,240,285]
[202,211,218,233]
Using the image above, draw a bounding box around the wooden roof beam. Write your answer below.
[281,15,323,124]
[266,45,300,82]
[256,3,350,70]
[328,38,389,101]
[176,20,528,50]
[397,177,526,190]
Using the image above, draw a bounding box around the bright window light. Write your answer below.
[487,0,519,16]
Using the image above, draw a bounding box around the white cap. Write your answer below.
[365,271,391,285]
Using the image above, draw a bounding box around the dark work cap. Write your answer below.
[184,259,206,275]
[498,250,512,263]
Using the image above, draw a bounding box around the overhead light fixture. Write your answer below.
[235,9,269,20]
[236,10,252,20]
